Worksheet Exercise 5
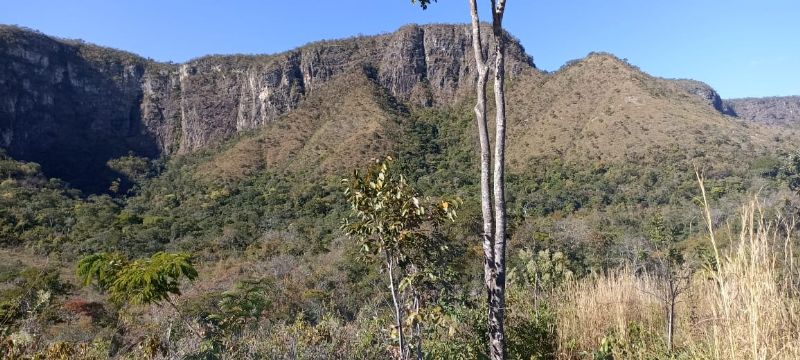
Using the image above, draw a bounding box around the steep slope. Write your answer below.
[505,53,794,170]
[670,79,730,114]
[194,69,406,183]
[0,27,163,192]
[4,23,799,195]
[671,79,800,127]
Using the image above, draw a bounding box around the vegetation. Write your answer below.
[342,156,458,359]
[76,252,198,307]
[2,111,800,356]
[2,24,800,357]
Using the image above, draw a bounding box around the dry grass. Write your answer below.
[505,53,798,170]
[556,268,665,358]
[686,184,800,359]
[554,178,800,359]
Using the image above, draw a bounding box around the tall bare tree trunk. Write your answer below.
[386,252,407,360]
[468,0,508,358]
[467,0,495,327]
[666,276,677,352]
[468,0,493,268]
[413,292,423,360]
[489,2,507,358]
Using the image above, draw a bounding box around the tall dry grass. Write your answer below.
[554,176,800,359]
[556,268,666,358]
[687,176,800,359]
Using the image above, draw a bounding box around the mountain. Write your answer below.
[505,54,793,169]
[3,23,800,359]
[3,24,798,194]
[0,24,532,191]
[671,79,800,126]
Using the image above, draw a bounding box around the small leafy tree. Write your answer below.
[342,156,457,360]
[515,248,573,309]
[779,151,800,194]
[77,252,200,338]
[77,252,197,306]
[197,279,272,358]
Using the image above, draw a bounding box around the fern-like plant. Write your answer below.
[77,252,197,305]
[77,251,200,337]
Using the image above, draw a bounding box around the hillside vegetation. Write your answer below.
[1,28,800,359]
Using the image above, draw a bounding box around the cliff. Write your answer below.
[0,24,534,191]
[5,23,798,193]
[670,79,732,114]
[723,96,800,126]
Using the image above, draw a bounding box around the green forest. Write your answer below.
[1,3,800,358]
[2,100,800,358]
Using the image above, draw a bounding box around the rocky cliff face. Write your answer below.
[170,24,533,152]
[723,96,800,126]
[671,79,800,126]
[671,79,732,114]
[0,25,534,189]
[0,27,164,191]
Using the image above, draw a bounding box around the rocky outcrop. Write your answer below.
[671,79,800,126]
[171,24,533,152]
[0,24,534,190]
[0,27,163,191]
[723,96,800,126]
[671,79,732,114]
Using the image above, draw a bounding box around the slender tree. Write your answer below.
[342,156,457,359]
[412,1,510,358]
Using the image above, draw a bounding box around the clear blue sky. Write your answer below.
[1,0,798,98]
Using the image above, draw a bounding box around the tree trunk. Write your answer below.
[164,320,173,357]
[413,292,423,360]
[667,279,676,352]
[166,296,203,338]
[386,252,407,360]
[489,1,508,356]
[467,0,494,277]
[468,0,508,359]
[467,0,497,357]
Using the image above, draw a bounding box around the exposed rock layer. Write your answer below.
[2,23,798,191]
[671,79,730,114]
[723,96,800,126]
[0,24,533,165]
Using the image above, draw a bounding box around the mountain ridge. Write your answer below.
[1,24,798,192]
[0,23,533,191]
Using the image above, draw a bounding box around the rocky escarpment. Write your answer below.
[723,96,800,126]
[0,24,534,191]
[671,79,800,126]
[0,28,165,191]
[170,24,533,152]
[671,79,732,114]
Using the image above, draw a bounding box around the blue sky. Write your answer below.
[1,0,798,98]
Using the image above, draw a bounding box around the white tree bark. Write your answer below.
[468,0,508,358]
[385,251,407,360]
